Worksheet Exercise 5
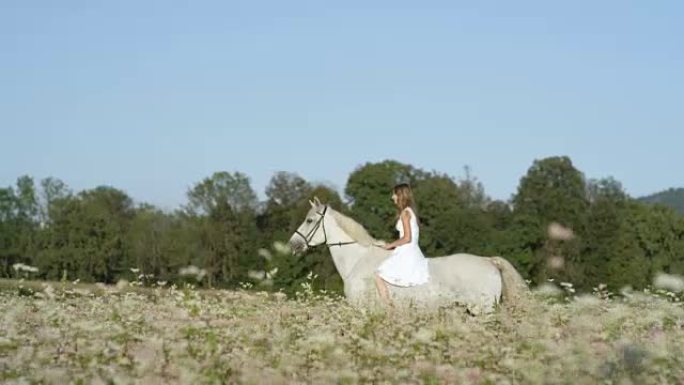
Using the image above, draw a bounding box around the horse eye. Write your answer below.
[306,218,314,224]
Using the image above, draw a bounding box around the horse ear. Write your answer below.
[309,199,316,208]
[313,196,322,206]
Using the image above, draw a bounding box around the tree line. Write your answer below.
[1,156,683,294]
[640,188,684,215]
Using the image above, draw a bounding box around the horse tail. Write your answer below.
[489,256,528,305]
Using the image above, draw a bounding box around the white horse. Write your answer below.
[288,198,528,313]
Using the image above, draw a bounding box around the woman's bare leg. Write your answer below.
[374,273,392,306]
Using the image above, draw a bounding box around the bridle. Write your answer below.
[293,205,357,249]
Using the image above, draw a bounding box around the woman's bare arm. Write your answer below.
[384,210,412,249]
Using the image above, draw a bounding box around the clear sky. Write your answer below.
[2,1,682,210]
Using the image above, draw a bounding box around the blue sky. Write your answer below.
[2,1,682,210]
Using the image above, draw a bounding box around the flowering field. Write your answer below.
[1,278,684,385]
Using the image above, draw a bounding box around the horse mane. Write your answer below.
[329,208,382,247]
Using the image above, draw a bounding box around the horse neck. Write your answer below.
[323,214,370,281]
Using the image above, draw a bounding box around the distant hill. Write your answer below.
[639,188,684,214]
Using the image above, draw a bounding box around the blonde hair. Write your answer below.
[393,183,418,221]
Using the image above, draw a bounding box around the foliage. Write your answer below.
[640,187,684,214]
[1,156,683,294]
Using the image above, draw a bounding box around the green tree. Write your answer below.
[0,185,19,277]
[75,186,134,282]
[413,172,495,257]
[580,177,631,288]
[0,176,40,277]
[186,171,258,215]
[509,156,589,284]
[34,186,134,282]
[457,165,490,209]
[185,172,259,287]
[258,172,313,243]
[39,177,71,225]
[640,187,684,214]
[618,202,684,288]
[125,204,176,280]
[345,160,423,240]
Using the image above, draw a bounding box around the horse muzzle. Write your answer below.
[288,237,308,255]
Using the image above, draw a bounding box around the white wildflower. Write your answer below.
[534,283,562,296]
[273,241,291,255]
[547,256,565,270]
[74,288,91,296]
[42,284,56,300]
[304,331,337,347]
[273,292,287,301]
[258,248,272,260]
[548,222,575,241]
[414,328,434,344]
[620,285,634,296]
[179,265,207,281]
[12,263,38,273]
[559,281,576,294]
[653,272,684,293]
[573,294,601,307]
[248,270,266,281]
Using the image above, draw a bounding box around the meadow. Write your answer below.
[1,276,683,385]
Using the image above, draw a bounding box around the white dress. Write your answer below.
[376,207,430,287]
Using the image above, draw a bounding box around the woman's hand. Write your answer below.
[383,243,395,250]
